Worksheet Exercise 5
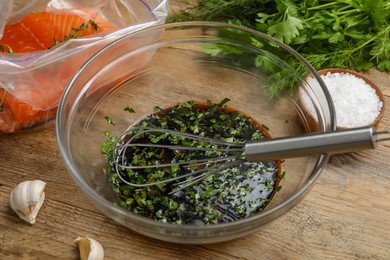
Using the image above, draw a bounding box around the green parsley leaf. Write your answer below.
[104,116,115,126]
[267,14,303,44]
[124,107,135,113]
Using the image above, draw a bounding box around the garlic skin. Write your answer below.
[9,180,46,224]
[75,237,104,260]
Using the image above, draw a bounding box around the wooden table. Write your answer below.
[1,6,390,260]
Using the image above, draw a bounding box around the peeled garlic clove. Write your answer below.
[75,237,104,260]
[9,180,46,224]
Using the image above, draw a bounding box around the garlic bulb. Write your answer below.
[9,180,46,224]
[75,237,104,260]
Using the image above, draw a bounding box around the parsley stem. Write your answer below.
[307,2,340,11]
[357,24,390,50]
[337,8,360,16]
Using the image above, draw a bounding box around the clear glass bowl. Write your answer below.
[56,22,336,244]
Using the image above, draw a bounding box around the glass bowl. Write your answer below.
[56,22,336,244]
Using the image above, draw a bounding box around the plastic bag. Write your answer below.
[0,0,168,133]
[0,0,12,38]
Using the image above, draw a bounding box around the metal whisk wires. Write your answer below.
[374,130,390,142]
[113,127,246,191]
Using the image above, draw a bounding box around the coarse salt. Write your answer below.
[303,72,383,128]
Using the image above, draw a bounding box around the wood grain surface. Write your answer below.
[1,4,390,260]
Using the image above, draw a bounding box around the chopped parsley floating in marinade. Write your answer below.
[102,99,283,224]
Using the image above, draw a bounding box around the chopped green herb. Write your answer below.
[280,170,286,180]
[124,107,135,113]
[102,99,283,224]
[104,116,115,126]
[262,124,269,131]
[218,97,231,107]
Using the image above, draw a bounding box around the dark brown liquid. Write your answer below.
[107,100,282,224]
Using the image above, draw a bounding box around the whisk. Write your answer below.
[113,126,389,191]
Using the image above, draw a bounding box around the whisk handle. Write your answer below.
[244,126,377,162]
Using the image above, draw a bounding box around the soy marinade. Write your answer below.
[102,99,283,224]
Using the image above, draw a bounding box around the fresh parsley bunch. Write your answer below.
[171,0,390,71]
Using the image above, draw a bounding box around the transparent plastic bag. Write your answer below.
[0,0,12,38]
[0,0,168,133]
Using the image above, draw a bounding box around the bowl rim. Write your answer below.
[56,21,335,233]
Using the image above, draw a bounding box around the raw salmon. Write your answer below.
[0,12,114,52]
[0,88,58,133]
[0,11,114,133]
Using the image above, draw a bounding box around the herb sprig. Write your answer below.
[171,0,390,72]
[0,44,14,54]
[51,19,99,47]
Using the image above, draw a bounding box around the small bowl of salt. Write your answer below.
[301,68,385,130]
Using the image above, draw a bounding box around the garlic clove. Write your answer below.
[9,180,46,224]
[75,237,104,260]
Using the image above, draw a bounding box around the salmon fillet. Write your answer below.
[0,12,113,52]
[0,11,114,133]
